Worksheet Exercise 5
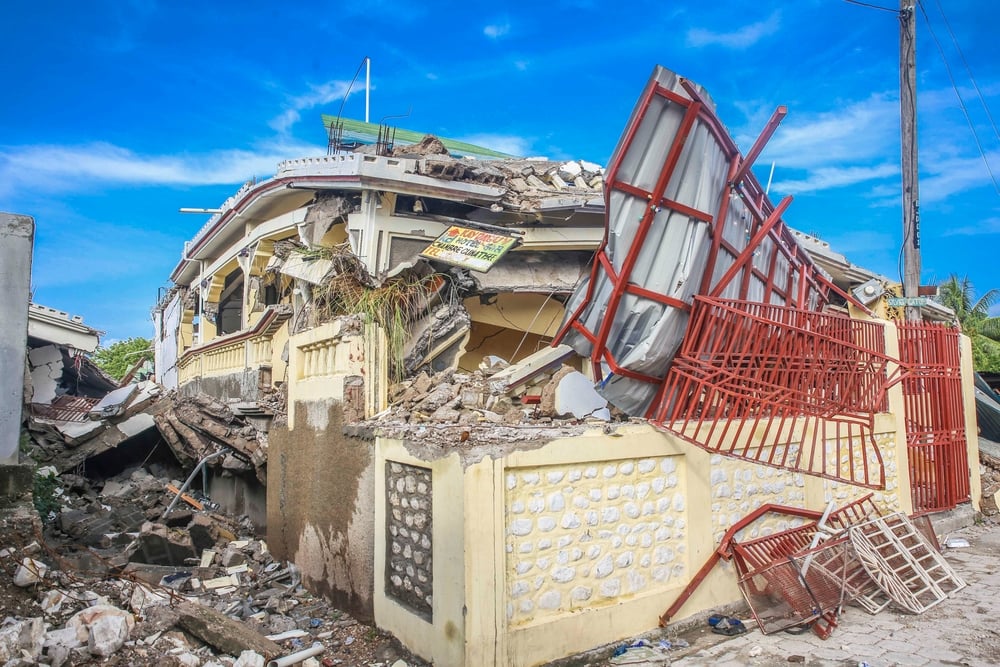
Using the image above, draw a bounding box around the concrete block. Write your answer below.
[175,601,281,658]
[88,613,130,656]
[13,557,48,586]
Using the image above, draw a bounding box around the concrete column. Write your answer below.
[0,213,34,465]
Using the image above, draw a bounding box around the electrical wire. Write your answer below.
[917,0,1000,196]
[842,0,898,13]
[930,0,1000,146]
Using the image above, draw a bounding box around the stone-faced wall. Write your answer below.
[503,455,687,626]
[385,461,433,618]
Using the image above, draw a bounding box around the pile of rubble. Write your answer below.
[0,466,423,667]
[154,394,269,484]
[360,345,630,452]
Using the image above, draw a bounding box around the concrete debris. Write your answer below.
[88,383,139,420]
[176,601,282,658]
[155,393,268,481]
[13,557,48,587]
[364,349,626,452]
[0,465,428,667]
[0,617,44,663]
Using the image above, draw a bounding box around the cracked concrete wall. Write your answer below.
[266,399,375,620]
[1,214,33,465]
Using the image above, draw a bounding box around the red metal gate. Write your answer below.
[897,322,970,513]
[649,297,900,488]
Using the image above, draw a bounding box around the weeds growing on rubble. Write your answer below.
[296,244,445,380]
[32,468,60,523]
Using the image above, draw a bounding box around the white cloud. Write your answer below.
[762,93,899,170]
[456,133,532,157]
[941,216,1000,237]
[269,80,354,133]
[0,139,325,196]
[686,11,780,49]
[772,163,898,194]
[484,21,511,39]
[919,152,1000,203]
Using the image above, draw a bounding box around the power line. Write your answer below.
[917,0,1000,196]
[930,0,1000,146]
[842,0,898,13]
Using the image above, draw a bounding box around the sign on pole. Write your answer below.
[886,296,927,307]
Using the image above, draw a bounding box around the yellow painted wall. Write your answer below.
[371,417,914,667]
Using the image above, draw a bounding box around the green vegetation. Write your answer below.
[299,244,440,380]
[936,275,1000,372]
[91,336,153,380]
[33,468,60,523]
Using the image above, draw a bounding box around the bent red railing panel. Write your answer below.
[650,298,901,488]
[897,322,970,513]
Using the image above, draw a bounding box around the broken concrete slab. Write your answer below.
[551,370,611,421]
[117,412,156,438]
[89,384,139,420]
[0,617,44,663]
[489,344,575,394]
[13,557,48,586]
[175,601,282,659]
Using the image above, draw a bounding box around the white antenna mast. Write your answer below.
[765,161,776,195]
[365,57,371,124]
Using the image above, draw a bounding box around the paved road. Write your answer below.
[661,519,1000,667]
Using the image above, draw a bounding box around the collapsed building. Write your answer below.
[151,65,980,666]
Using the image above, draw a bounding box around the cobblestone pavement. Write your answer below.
[666,519,1000,667]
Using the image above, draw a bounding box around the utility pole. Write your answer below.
[899,1,921,321]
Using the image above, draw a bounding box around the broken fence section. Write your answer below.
[650,297,903,489]
[660,495,966,640]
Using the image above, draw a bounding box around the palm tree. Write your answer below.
[937,275,1000,371]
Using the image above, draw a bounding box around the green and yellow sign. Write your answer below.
[420,225,519,273]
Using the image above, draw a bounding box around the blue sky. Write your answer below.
[2,0,998,342]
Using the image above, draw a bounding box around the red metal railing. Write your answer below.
[650,298,900,488]
[897,322,970,513]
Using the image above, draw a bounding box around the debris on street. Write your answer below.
[0,464,426,667]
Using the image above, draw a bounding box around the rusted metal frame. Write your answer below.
[553,243,619,349]
[598,348,664,384]
[589,100,703,375]
[760,238,782,304]
[611,180,715,224]
[698,156,742,295]
[735,187,829,301]
[653,297,894,488]
[708,197,793,299]
[680,79,741,157]
[658,502,824,626]
[732,105,788,189]
[624,283,692,311]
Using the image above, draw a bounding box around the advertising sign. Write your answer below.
[419,225,519,272]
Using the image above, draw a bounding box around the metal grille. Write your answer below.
[30,395,100,422]
[650,297,901,488]
[733,532,860,638]
[897,322,970,512]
